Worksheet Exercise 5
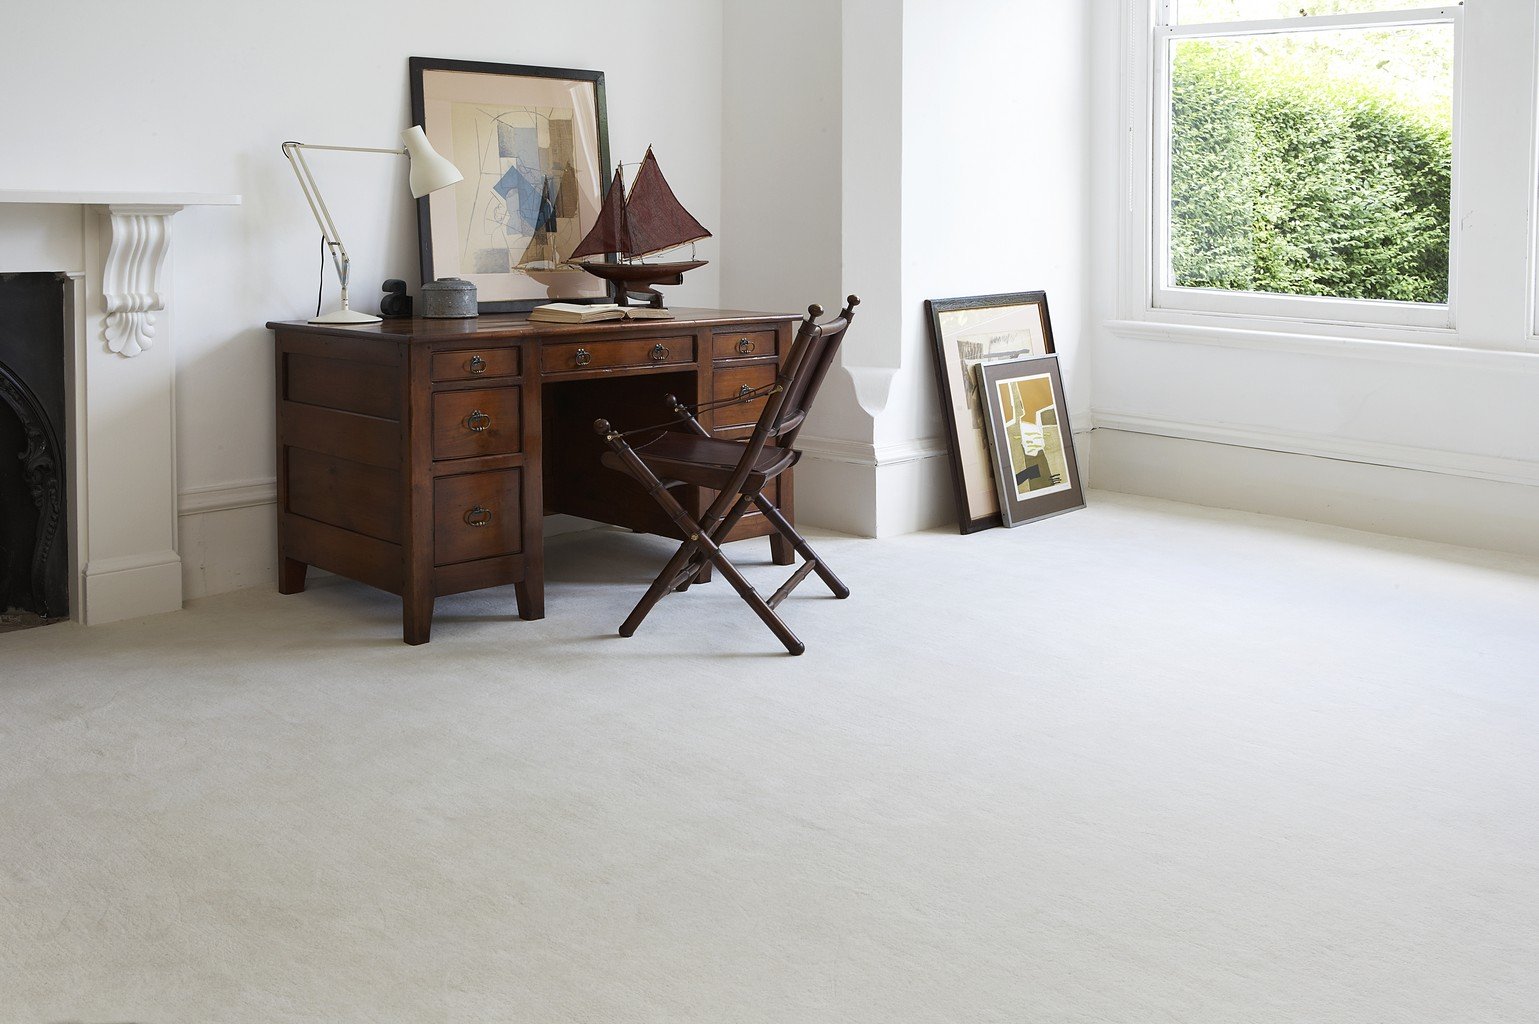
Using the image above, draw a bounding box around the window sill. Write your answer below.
[1153,287,1453,331]
[1104,316,1539,373]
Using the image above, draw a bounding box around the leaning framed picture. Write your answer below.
[977,355,1084,528]
[410,57,613,312]
[926,291,1056,533]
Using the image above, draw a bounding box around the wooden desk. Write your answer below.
[266,308,802,644]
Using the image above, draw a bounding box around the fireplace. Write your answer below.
[0,273,69,625]
[0,190,240,626]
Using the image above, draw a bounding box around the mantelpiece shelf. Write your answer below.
[0,190,240,206]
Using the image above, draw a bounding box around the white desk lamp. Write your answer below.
[282,126,463,324]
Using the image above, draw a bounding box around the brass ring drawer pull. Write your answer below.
[464,410,492,433]
[736,337,754,355]
[739,384,754,398]
[650,343,669,362]
[468,355,487,375]
[574,347,591,367]
[464,505,494,528]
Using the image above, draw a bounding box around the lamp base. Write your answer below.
[309,307,383,325]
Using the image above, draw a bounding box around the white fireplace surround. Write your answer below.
[0,190,240,624]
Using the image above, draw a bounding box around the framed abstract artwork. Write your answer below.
[410,57,612,312]
[976,355,1083,528]
[925,291,1056,533]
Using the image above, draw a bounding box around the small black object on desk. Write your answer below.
[380,279,412,318]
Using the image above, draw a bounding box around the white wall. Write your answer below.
[722,0,1095,537]
[890,0,1092,535]
[1089,0,1539,555]
[0,0,724,597]
[720,0,842,318]
[718,0,878,534]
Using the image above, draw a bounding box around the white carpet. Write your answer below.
[3,491,1536,1022]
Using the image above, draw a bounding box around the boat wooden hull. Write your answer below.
[577,260,709,307]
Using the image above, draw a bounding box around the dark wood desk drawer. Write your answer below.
[432,387,522,461]
[434,469,523,565]
[542,336,695,373]
[431,347,520,382]
[713,361,778,429]
[712,329,777,362]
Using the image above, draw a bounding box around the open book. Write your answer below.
[527,302,676,324]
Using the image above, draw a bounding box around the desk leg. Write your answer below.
[515,575,544,620]
[404,592,434,645]
[770,466,796,566]
[279,557,308,594]
[520,371,545,622]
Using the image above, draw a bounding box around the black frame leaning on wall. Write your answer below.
[926,290,1057,534]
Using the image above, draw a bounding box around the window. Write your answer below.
[1150,2,1461,326]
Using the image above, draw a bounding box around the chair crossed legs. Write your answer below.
[594,297,860,655]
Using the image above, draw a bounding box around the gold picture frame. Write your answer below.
[976,354,1084,528]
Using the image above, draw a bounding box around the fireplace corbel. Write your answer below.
[101,204,178,358]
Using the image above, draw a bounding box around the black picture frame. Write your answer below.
[925,291,1056,533]
[976,354,1084,528]
[409,56,612,313]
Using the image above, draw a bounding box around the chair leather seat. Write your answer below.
[601,430,799,490]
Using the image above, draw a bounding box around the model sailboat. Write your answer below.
[569,147,712,306]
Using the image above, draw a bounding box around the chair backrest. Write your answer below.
[770,295,859,450]
[701,297,860,520]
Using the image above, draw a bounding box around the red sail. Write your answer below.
[623,147,712,258]
[569,168,630,260]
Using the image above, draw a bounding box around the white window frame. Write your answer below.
[1532,33,1539,343]
[1141,2,1464,331]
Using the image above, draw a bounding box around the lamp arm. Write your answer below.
[281,134,458,321]
[281,141,409,313]
[282,142,349,301]
[288,142,408,157]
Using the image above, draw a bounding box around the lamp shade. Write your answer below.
[402,125,463,198]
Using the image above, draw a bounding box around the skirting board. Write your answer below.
[176,424,1086,598]
[793,430,1094,538]
[1092,428,1539,558]
[175,481,609,601]
[793,435,949,537]
[178,479,278,600]
[80,549,183,625]
[179,500,277,601]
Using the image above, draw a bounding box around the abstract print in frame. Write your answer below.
[411,57,611,312]
[977,355,1084,528]
[925,291,1056,533]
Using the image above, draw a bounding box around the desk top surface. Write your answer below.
[267,307,802,343]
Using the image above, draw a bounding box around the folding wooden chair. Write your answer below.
[593,296,860,655]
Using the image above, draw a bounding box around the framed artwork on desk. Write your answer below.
[926,290,1057,533]
[410,57,613,312]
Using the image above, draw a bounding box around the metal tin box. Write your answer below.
[421,278,477,318]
